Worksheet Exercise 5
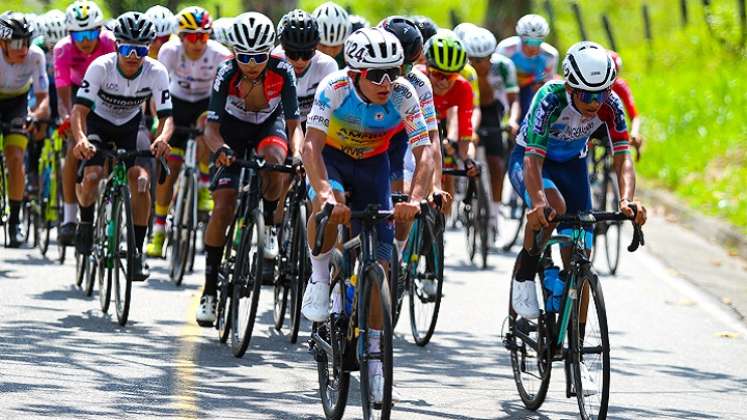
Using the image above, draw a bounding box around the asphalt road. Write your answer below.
[1,214,746,419]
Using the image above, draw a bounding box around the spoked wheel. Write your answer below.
[476,179,490,269]
[571,274,610,420]
[75,250,90,289]
[98,251,112,313]
[272,274,289,332]
[169,172,195,286]
[464,202,477,263]
[216,223,236,343]
[230,209,264,358]
[408,213,444,346]
[358,263,394,420]
[35,187,50,256]
[390,241,405,330]
[273,205,292,332]
[288,204,309,344]
[496,176,526,251]
[603,173,621,276]
[316,279,351,420]
[112,192,135,326]
[83,252,96,296]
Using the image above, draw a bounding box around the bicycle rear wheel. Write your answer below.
[408,213,444,346]
[571,273,610,420]
[496,175,526,251]
[288,203,309,344]
[358,262,394,420]
[35,182,50,256]
[272,205,291,331]
[113,191,135,326]
[602,172,621,276]
[230,208,264,357]
[476,178,490,269]
[216,219,238,343]
[169,171,195,285]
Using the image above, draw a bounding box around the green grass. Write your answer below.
[543,0,747,233]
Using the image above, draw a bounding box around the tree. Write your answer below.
[482,0,533,40]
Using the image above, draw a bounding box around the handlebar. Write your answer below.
[208,156,297,191]
[76,144,170,185]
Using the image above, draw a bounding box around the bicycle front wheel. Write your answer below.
[288,203,309,344]
[571,273,610,420]
[169,170,195,285]
[476,177,490,269]
[230,208,264,358]
[358,262,394,420]
[112,190,135,326]
[408,213,444,346]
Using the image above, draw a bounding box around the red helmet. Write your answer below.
[608,50,623,72]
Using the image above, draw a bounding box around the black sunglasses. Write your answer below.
[361,67,401,85]
[285,49,315,61]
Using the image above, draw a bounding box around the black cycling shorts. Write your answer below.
[84,112,142,169]
[170,96,210,151]
[477,100,505,157]
[0,94,29,137]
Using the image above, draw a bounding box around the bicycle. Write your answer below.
[588,138,622,275]
[502,207,644,420]
[166,126,203,285]
[444,167,490,269]
[0,121,32,248]
[79,143,169,325]
[308,202,396,420]
[272,161,310,344]
[211,154,295,357]
[30,119,66,263]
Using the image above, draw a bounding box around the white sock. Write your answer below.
[396,239,406,262]
[153,223,166,234]
[63,202,78,225]
[367,329,382,378]
[331,283,342,313]
[310,249,332,285]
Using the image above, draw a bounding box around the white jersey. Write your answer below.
[272,47,338,121]
[76,53,172,126]
[158,39,232,102]
[0,44,48,98]
[403,70,438,133]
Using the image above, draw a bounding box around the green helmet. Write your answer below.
[424,31,467,72]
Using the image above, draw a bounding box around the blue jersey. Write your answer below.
[496,36,558,90]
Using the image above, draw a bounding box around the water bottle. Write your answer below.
[344,275,356,316]
[542,265,561,313]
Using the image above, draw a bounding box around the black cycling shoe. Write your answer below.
[132,254,150,282]
[7,223,24,248]
[58,222,77,246]
[75,222,93,254]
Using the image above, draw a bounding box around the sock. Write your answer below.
[263,198,278,226]
[514,248,541,282]
[134,225,148,254]
[9,200,21,225]
[203,244,223,297]
[330,283,342,313]
[153,203,168,233]
[79,204,95,224]
[198,162,210,188]
[367,329,382,378]
[310,249,332,285]
[396,239,406,261]
[63,202,78,225]
[491,201,502,222]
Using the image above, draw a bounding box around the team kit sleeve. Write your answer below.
[522,84,557,158]
[279,62,301,120]
[305,75,339,134]
[599,92,631,157]
[32,48,49,94]
[152,63,173,118]
[74,58,104,109]
[393,81,431,149]
[53,43,71,88]
[206,60,232,122]
[456,80,475,141]
[502,58,519,94]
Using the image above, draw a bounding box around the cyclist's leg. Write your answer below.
[125,121,152,257]
[388,130,408,256]
[1,95,30,236]
[255,117,289,227]
[195,112,213,212]
[478,101,507,211]
[76,121,107,254]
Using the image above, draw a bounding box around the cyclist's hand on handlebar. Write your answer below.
[508,120,520,138]
[620,198,647,226]
[150,137,171,159]
[431,187,452,213]
[464,158,481,177]
[73,139,96,160]
[327,200,351,225]
[526,203,555,231]
[212,145,234,167]
[394,200,420,223]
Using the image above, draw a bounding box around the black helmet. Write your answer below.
[379,16,422,65]
[411,15,438,43]
[0,12,34,39]
[113,12,156,44]
[349,14,369,32]
[278,9,319,50]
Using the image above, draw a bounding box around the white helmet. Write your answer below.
[312,2,349,47]
[344,27,403,69]
[463,26,496,58]
[212,17,233,46]
[229,12,275,53]
[65,0,104,31]
[41,10,67,47]
[562,41,616,91]
[145,5,176,37]
[453,22,478,41]
[516,14,549,38]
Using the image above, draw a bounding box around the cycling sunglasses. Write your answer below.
[359,67,401,85]
[285,49,315,61]
[236,52,269,65]
[7,38,30,50]
[117,43,149,58]
[71,28,101,43]
[521,36,544,47]
[574,88,611,104]
[427,67,458,82]
[181,32,210,43]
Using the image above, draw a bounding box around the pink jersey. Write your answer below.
[53,30,116,88]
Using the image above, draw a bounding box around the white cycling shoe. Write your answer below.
[369,364,401,406]
[511,279,540,319]
[420,279,438,298]
[576,361,599,396]
[301,281,329,322]
[263,226,278,259]
[196,295,216,327]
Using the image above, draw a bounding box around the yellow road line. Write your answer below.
[173,292,202,419]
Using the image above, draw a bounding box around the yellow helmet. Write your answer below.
[176,6,212,33]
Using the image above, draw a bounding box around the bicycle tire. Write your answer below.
[571,273,610,420]
[113,189,135,326]
[358,262,394,420]
[390,240,404,330]
[36,191,50,256]
[408,212,444,346]
[477,177,490,269]
[272,274,289,331]
[317,270,350,420]
[75,249,88,288]
[603,172,621,276]
[230,208,264,358]
[169,170,195,285]
[273,202,293,332]
[216,217,238,344]
[55,157,66,264]
[288,203,308,344]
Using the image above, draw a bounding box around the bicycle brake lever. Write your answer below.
[312,202,334,256]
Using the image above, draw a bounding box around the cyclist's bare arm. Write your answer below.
[301,127,333,203]
[287,118,303,159]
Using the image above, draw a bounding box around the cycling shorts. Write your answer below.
[0,94,29,149]
[477,101,505,157]
[84,112,142,169]
[169,96,210,154]
[307,146,394,261]
[211,114,288,191]
[508,145,593,245]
